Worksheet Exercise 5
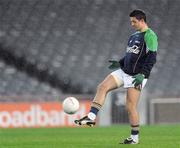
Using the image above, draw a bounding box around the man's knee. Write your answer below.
[126,102,136,113]
[96,75,118,93]
[97,82,109,93]
[126,104,131,114]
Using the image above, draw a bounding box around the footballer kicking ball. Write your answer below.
[62,97,79,114]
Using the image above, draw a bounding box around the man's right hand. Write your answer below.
[108,60,120,69]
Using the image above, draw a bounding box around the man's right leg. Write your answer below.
[75,74,123,126]
[92,74,120,109]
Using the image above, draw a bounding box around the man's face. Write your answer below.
[130,17,143,31]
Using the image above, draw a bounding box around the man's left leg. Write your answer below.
[122,87,141,144]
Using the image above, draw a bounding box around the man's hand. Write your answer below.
[132,74,145,90]
[108,60,120,69]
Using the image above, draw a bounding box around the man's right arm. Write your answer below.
[108,56,125,69]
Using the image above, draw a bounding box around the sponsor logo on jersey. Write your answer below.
[126,45,140,54]
[135,40,140,44]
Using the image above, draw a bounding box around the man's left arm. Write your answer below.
[140,50,157,78]
[132,32,158,89]
[141,32,158,77]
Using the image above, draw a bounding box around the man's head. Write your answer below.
[129,9,147,31]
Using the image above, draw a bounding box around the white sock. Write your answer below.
[131,134,139,143]
[88,112,96,120]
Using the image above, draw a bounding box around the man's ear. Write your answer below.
[140,19,145,23]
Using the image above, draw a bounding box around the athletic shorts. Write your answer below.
[110,69,147,89]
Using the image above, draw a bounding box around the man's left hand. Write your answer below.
[132,74,145,90]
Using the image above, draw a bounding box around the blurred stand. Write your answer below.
[0,0,179,127]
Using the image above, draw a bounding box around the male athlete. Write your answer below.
[75,9,158,144]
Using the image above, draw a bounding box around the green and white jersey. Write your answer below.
[119,28,158,78]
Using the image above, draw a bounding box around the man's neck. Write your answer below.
[139,24,148,32]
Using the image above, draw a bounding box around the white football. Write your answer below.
[62,97,79,114]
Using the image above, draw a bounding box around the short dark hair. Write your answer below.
[129,9,146,22]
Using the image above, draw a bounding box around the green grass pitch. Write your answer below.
[0,125,180,148]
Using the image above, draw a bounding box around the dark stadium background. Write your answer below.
[0,0,180,128]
